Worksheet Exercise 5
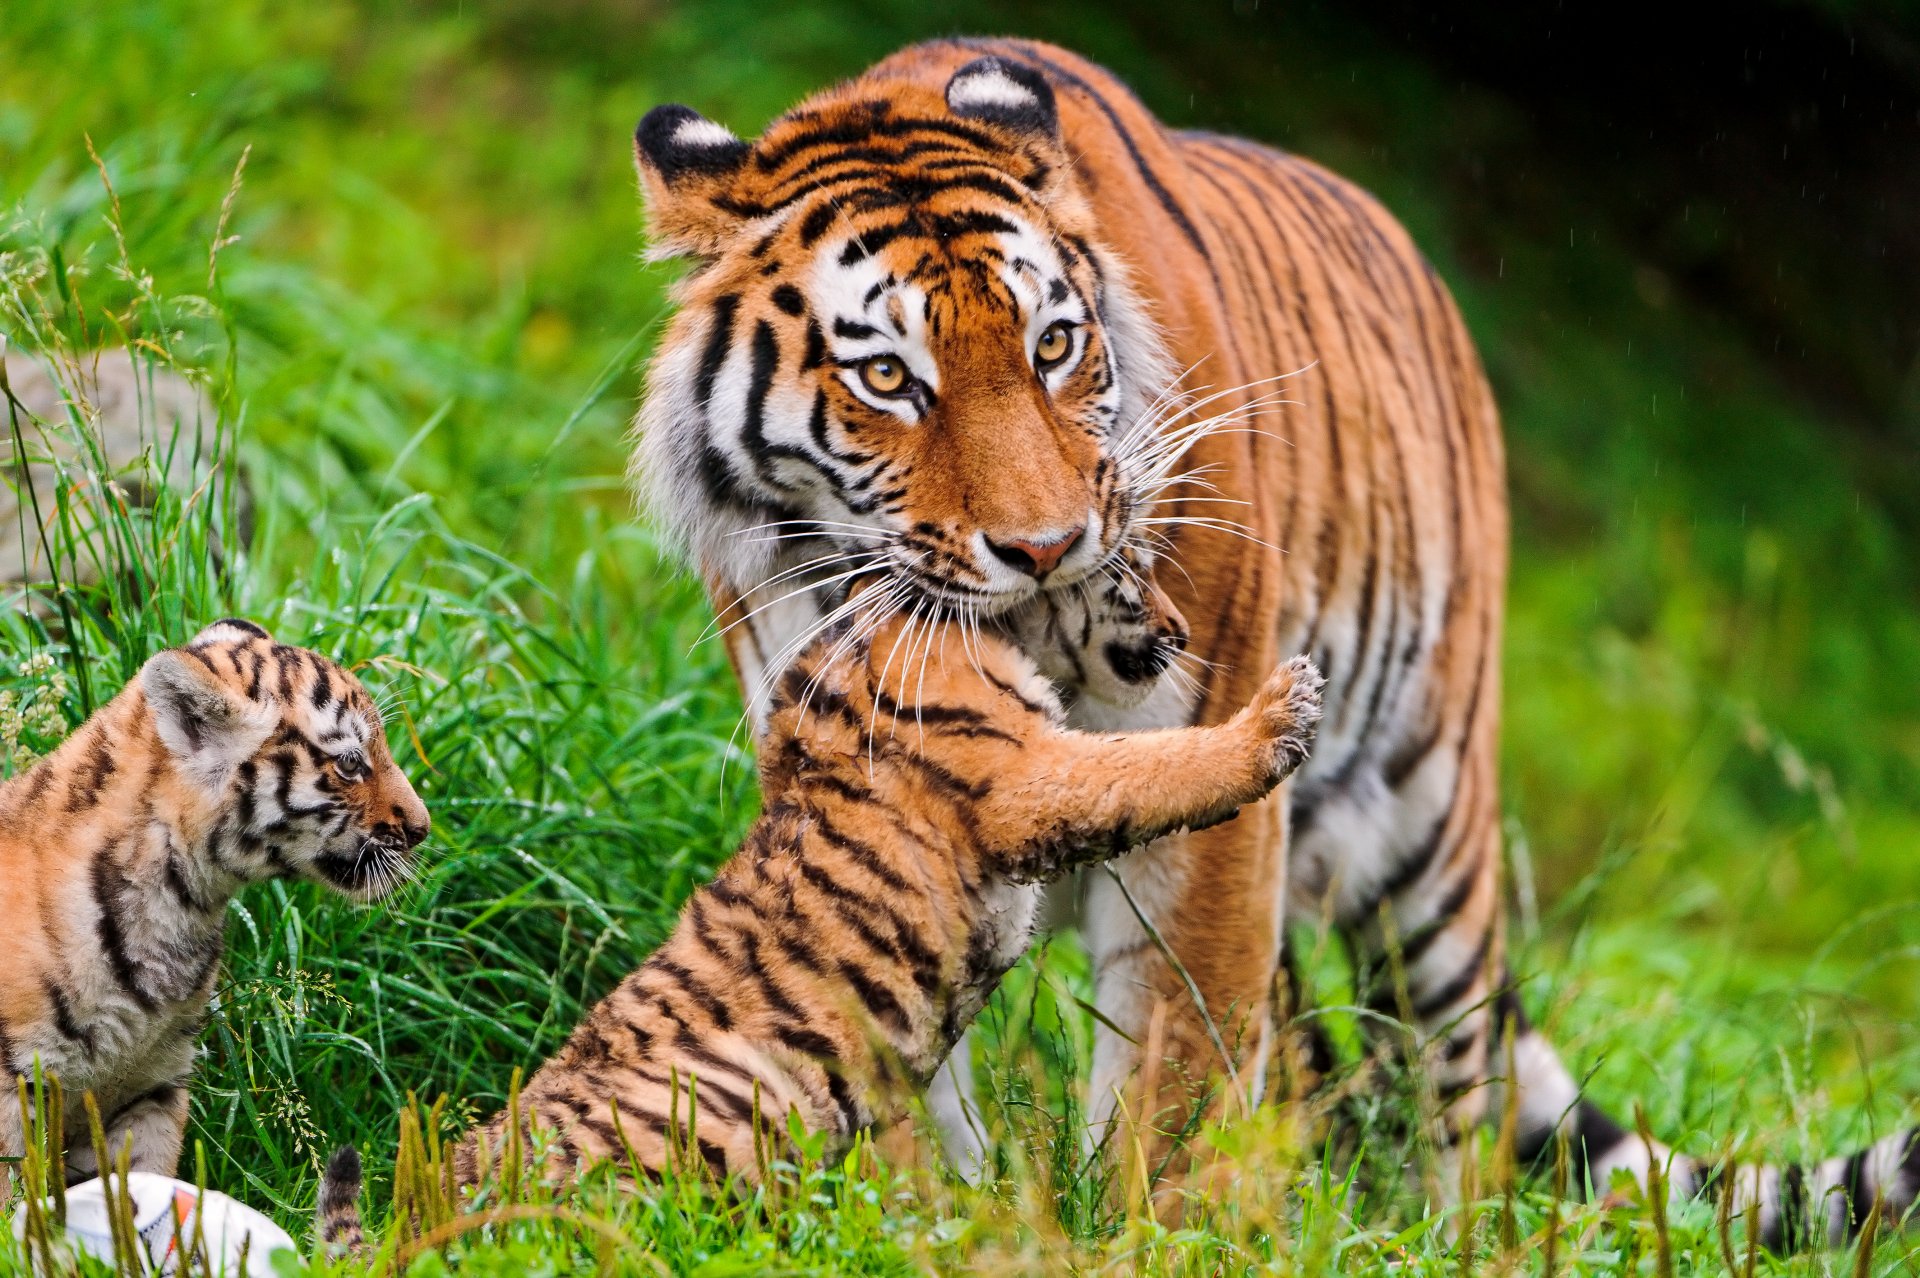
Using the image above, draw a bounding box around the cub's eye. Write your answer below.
[333,749,369,781]
[1034,321,1074,369]
[859,355,911,397]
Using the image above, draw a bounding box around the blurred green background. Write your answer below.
[4,0,1918,1224]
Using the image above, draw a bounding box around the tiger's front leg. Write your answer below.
[1081,803,1293,1200]
[982,662,1319,1213]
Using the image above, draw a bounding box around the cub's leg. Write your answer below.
[65,1082,190,1181]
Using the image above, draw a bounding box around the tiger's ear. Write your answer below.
[141,649,254,762]
[634,105,754,260]
[190,617,272,647]
[945,56,1058,141]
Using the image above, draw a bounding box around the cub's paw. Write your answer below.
[1246,655,1325,782]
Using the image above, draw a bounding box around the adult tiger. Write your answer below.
[629,38,1918,1244]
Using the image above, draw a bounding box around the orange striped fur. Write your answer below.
[625,38,1917,1242]
[0,621,428,1183]
[455,595,1321,1185]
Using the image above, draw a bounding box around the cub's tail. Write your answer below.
[1509,1008,1920,1249]
[316,1146,367,1256]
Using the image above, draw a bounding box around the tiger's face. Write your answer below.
[140,619,430,902]
[633,57,1178,631]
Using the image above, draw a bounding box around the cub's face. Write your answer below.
[633,57,1180,636]
[141,620,430,902]
[996,550,1191,709]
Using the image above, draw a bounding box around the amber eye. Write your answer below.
[1035,321,1073,368]
[333,749,369,782]
[860,356,910,397]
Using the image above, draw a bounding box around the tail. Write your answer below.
[316,1146,367,1256]
[1506,1003,1920,1250]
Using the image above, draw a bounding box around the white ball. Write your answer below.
[10,1173,296,1277]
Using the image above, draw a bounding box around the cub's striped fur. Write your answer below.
[454,598,1321,1185]
[626,38,1918,1241]
[0,621,428,1182]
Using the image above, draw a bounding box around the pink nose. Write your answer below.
[985,526,1083,579]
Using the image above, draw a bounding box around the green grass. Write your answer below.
[2,1,1917,1273]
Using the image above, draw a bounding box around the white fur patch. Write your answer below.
[672,116,741,150]
[947,68,1038,113]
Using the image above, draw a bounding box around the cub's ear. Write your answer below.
[945,56,1058,140]
[141,649,251,760]
[634,104,755,260]
[189,617,272,647]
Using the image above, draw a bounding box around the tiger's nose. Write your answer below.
[985,525,1084,579]
[392,800,430,848]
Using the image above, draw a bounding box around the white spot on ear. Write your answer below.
[673,116,742,150]
[189,619,271,648]
[947,68,1039,113]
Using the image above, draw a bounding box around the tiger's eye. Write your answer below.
[860,356,908,396]
[334,749,368,781]
[1035,322,1072,367]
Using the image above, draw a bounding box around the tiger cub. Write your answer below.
[994,545,1192,719]
[454,588,1321,1187]
[0,620,429,1183]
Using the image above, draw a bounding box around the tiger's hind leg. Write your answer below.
[1350,810,1505,1199]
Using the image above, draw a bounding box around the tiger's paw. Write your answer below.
[1243,655,1325,784]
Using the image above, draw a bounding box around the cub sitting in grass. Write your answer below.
[0,620,429,1182]
[453,580,1321,1187]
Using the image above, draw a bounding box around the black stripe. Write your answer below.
[1763,1163,1811,1253]
[1360,811,1449,919]
[821,1066,863,1135]
[771,284,805,316]
[110,1082,182,1124]
[837,960,908,1034]
[696,294,740,410]
[1841,1147,1872,1232]
[869,689,990,728]
[799,201,840,247]
[740,318,816,490]
[1396,870,1478,968]
[894,752,991,803]
[66,734,116,812]
[753,113,1004,173]
[92,844,157,1011]
[43,979,96,1055]
[1410,924,1492,1018]
[161,842,208,913]
[810,813,912,893]
[647,957,734,1032]
[772,1024,838,1060]
[1519,1099,1629,1197]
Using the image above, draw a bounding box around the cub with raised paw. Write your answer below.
[456,591,1320,1187]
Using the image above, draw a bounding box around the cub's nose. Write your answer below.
[985,525,1083,579]
[392,802,430,849]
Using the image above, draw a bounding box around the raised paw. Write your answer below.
[1246,654,1325,782]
